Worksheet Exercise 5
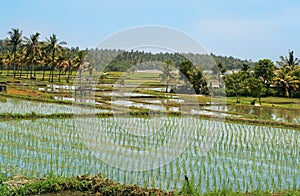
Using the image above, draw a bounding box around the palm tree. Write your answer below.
[40,41,50,81]
[277,51,299,72]
[64,47,78,83]
[275,51,300,97]
[73,50,88,77]
[1,51,12,76]
[7,28,22,78]
[274,68,300,97]
[56,49,69,82]
[159,59,175,93]
[16,50,25,78]
[23,32,42,79]
[0,53,7,75]
[45,34,66,82]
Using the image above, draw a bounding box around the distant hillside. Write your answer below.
[86,48,255,71]
[0,39,255,72]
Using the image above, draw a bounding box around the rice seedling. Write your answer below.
[0,106,299,193]
[0,96,107,115]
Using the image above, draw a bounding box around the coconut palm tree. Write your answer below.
[1,51,12,76]
[275,51,300,97]
[7,28,22,78]
[62,47,78,83]
[274,68,300,97]
[16,50,25,78]
[23,32,42,79]
[45,34,66,82]
[277,51,299,72]
[0,53,7,75]
[56,49,69,82]
[73,50,88,77]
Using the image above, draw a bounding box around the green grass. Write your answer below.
[1,174,299,195]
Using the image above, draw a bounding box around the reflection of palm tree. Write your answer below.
[159,60,175,93]
[7,28,22,78]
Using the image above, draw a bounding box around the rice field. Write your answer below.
[0,114,299,192]
[0,96,107,115]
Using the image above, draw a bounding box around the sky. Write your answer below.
[1,0,300,61]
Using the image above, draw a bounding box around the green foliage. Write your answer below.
[177,60,208,94]
[253,59,275,88]
[244,77,266,105]
[275,51,300,97]
[88,49,254,72]
[224,72,245,102]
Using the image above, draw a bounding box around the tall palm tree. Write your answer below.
[23,32,42,79]
[65,47,78,83]
[56,49,69,82]
[73,50,88,77]
[7,28,22,78]
[45,34,66,82]
[39,41,49,81]
[275,51,300,97]
[277,51,299,72]
[16,50,25,78]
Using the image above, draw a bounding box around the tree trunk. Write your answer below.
[166,80,169,93]
[30,64,33,78]
[67,66,72,83]
[58,70,61,82]
[33,63,37,78]
[236,92,240,103]
[26,64,29,79]
[13,58,16,78]
[19,64,22,78]
[42,65,46,81]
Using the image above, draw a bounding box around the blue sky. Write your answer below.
[1,0,300,61]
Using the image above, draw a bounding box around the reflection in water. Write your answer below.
[203,105,300,124]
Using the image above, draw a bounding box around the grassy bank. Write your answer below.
[0,174,299,196]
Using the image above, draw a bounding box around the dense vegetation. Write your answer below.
[0,28,253,80]
[1,28,300,99]
[225,51,300,101]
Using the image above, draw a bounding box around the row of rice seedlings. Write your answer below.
[0,97,105,115]
[0,118,100,177]
[1,117,299,192]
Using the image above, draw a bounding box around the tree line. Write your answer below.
[1,28,299,101]
[0,28,254,83]
[87,48,253,71]
[0,28,91,82]
[225,51,300,101]
[157,51,300,101]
